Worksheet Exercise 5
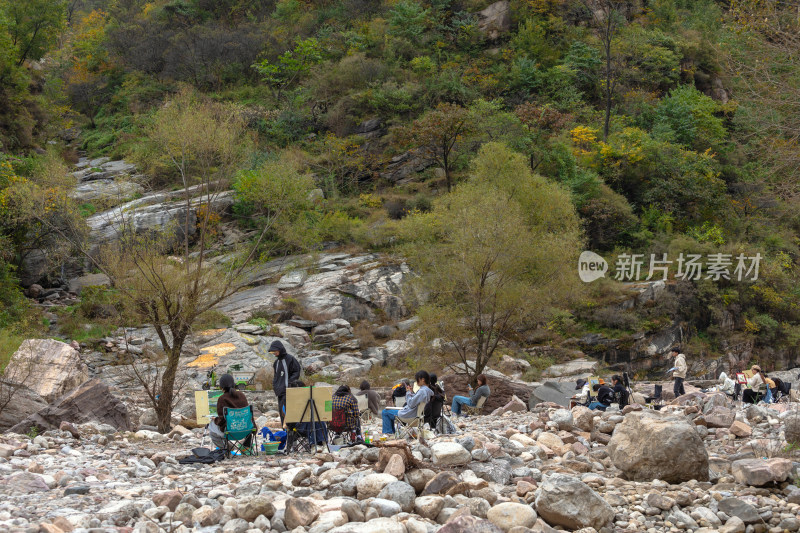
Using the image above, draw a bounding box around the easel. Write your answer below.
[299,385,329,451]
[283,385,333,453]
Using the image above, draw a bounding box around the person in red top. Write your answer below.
[209,374,250,449]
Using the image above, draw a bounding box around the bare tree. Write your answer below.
[586,0,628,141]
[39,90,302,432]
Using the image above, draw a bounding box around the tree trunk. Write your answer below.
[603,47,612,141]
[155,337,185,433]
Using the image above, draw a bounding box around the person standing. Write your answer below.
[669,346,687,398]
[271,340,301,423]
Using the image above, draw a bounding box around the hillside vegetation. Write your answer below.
[1,0,799,370]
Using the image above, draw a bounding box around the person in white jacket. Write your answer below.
[747,365,765,389]
[717,372,736,395]
[667,347,687,398]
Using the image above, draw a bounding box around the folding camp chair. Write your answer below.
[328,407,358,446]
[463,395,488,416]
[223,406,258,458]
[357,395,374,424]
[283,425,313,454]
[394,402,427,440]
[645,384,662,410]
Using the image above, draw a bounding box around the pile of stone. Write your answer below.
[1,377,800,533]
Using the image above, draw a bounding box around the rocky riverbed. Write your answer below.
[3,392,800,533]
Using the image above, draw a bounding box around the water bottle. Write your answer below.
[364,430,370,444]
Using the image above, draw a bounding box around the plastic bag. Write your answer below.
[260,428,288,450]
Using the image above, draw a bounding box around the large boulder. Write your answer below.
[731,458,792,486]
[10,379,131,434]
[442,373,531,413]
[477,1,511,40]
[4,339,88,403]
[534,474,614,530]
[67,273,111,295]
[528,382,573,408]
[785,414,800,445]
[606,410,709,482]
[0,383,47,431]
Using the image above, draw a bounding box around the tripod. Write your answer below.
[296,385,330,452]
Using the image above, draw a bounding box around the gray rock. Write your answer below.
[718,498,763,524]
[377,481,416,512]
[432,442,471,466]
[369,498,402,517]
[534,474,614,530]
[607,411,709,483]
[470,461,513,485]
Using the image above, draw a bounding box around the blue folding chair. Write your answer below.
[223,406,258,458]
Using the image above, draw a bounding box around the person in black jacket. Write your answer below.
[424,373,445,428]
[588,383,613,411]
[270,340,301,423]
[611,375,629,408]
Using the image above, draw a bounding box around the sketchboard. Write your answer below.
[285,386,333,424]
[736,373,748,385]
[194,389,224,424]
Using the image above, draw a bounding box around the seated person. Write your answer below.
[764,373,776,403]
[588,383,613,411]
[209,374,251,449]
[391,379,410,405]
[424,373,445,428]
[284,380,328,447]
[382,371,433,434]
[611,374,628,408]
[572,378,591,406]
[331,384,361,437]
[356,380,381,415]
[717,372,737,395]
[451,374,490,417]
[747,365,765,389]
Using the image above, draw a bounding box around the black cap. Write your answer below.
[575,378,587,390]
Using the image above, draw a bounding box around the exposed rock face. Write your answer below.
[607,410,709,482]
[477,1,511,39]
[535,474,615,530]
[541,358,598,378]
[217,253,410,324]
[86,184,234,249]
[67,273,111,295]
[72,179,144,203]
[10,379,131,434]
[5,339,88,403]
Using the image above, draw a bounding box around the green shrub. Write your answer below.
[652,84,726,150]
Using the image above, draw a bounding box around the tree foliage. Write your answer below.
[402,102,476,192]
[401,143,582,384]
[1,0,66,66]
